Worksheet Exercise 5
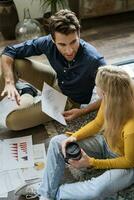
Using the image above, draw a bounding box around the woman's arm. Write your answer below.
[89,132,134,169]
[71,102,104,141]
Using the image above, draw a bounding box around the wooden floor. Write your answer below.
[0,11,134,200]
[81,11,134,64]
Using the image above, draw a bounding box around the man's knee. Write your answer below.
[5,101,41,131]
[50,134,67,147]
[14,59,56,90]
[6,112,18,131]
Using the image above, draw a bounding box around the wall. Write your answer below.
[14,0,45,21]
[68,0,134,20]
[14,0,69,21]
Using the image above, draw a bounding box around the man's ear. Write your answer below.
[77,30,80,37]
[51,35,55,43]
[103,92,106,98]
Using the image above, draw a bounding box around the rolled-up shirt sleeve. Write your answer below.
[1,35,50,59]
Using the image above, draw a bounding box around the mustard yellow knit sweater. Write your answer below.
[72,103,134,169]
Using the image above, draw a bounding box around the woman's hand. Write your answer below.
[61,135,77,157]
[68,149,92,169]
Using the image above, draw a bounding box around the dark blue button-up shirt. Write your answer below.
[2,35,106,104]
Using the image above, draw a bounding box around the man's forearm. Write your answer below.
[1,55,15,85]
[1,54,20,103]
[80,99,101,115]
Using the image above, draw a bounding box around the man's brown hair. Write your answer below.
[49,9,80,40]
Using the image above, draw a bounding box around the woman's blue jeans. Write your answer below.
[38,134,134,200]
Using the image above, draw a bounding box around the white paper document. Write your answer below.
[0,169,25,196]
[0,136,34,171]
[0,96,18,128]
[0,193,8,198]
[22,143,47,181]
[120,64,134,78]
[41,82,67,125]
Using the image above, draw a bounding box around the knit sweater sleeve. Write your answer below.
[90,120,134,169]
[72,102,104,140]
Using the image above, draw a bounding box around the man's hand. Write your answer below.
[68,149,92,169]
[61,135,77,157]
[1,83,20,105]
[63,99,102,121]
[63,108,83,121]
[1,55,20,104]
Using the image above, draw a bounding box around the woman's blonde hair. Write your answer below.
[96,65,134,147]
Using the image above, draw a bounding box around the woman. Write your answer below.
[18,66,134,200]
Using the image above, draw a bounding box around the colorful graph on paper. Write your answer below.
[1,136,34,170]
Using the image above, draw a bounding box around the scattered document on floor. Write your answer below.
[0,136,34,171]
[22,143,47,181]
[0,135,47,197]
[0,169,25,196]
[120,64,134,78]
[0,96,18,128]
[41,82,67,125]
[0,193,8,198]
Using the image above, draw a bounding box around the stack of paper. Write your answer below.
[0,136,46,198]
[0,136,34,171]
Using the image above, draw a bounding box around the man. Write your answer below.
[0,9,106,130]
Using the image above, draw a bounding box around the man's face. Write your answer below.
[54,31,80,61]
